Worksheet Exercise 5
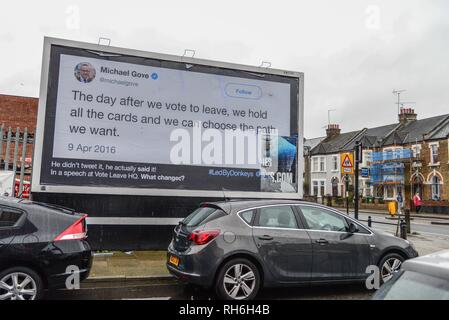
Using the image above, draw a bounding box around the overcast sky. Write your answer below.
[1,0,448,138]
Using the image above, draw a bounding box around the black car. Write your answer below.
[167,200,418,300]
[0,196,92,300]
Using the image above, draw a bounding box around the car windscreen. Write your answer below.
[182,206,226,227]
[374,270,449,300]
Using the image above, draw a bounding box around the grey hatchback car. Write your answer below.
[166,200,418,300]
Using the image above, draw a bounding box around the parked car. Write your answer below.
[373,249,449,300]
[0,196,92,300]
[167,199,418,300]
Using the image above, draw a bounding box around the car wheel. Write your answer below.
[378,253,404,284]
[215,258,260,300]
[0,267,44,300]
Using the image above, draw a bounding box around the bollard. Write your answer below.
[404,208,411,234]
[400,219,407,240]
[368,216,372,228]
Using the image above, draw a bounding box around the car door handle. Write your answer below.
[315,238,329,245]
[258,235,273,241]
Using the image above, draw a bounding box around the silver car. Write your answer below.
[373,249,449,300]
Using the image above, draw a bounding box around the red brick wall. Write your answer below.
[0,94,37,171]
[0,94,38,133]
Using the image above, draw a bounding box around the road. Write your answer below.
[347,210,449,238]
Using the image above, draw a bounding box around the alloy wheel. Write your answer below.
[0,272,37,300]
[381,257,402,283]
[223,263,256,300]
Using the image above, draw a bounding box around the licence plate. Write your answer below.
[169,255,179,267]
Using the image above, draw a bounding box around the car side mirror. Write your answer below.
[348,222,359,233]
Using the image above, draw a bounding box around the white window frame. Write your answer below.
[319,156,326,172]
[311,156,320,173]
[311,179,326,197]
[383,185,399,200]
[361,150,372,167]
[331,155,339,172]
[428,142,440,166]
[411,144,422,158]
[431,176,441,200]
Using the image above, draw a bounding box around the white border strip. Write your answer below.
[86,217,183,225]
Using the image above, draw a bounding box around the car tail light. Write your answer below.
[188,229,220,245]
[54,214,88,241]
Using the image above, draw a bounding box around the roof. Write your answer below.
[345,123,399,150]
[382,114,449,145]
[402,249,449,280]
[309,113,449,155]
[304,137,325,155]
[310,130,361,155]
[425,115,449,140]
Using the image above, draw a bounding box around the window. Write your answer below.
[320,181,325,196]
[312,181,319,196]
[412,144,422,159]
[0,207,23,228]
[319,157,325,172]
[429,143,439,164]
[332,155,338,171]
[182,206,226,227]
[312,180,325,197]
[258,206,298,229]
[362,150,372,167]
[312,156,325,172]
[384,185,395,199]
[431,176,441,200]
[312,157,319,172]
[240,210,255,225]
[331,177,339,197]
[299,206,348,232]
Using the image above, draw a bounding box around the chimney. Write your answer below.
[398,107,417,125]
[326,124,341,138]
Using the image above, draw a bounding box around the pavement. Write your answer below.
[89,251,170,278]
[341,207,449,221]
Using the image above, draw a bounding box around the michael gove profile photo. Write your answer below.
[74,62,96,83]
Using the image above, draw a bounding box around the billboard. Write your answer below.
[32,37,304,198]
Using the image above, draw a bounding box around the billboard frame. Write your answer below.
[32,37,304,199]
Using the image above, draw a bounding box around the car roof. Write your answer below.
[202,199,318,214]
[0,196,23,206]
[402,249,449,280]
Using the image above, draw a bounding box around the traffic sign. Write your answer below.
[341,152,354,174]
[361,167,369,178]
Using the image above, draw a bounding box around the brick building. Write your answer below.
[0,94,38,132]
[305,108,449,213]
[0,94,38,185]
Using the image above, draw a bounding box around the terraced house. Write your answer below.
[306,108,449,214]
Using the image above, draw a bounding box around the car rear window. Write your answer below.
[0,207,23,227]
[182,206,226,227]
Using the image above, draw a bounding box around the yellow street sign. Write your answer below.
[341,152,354,175]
